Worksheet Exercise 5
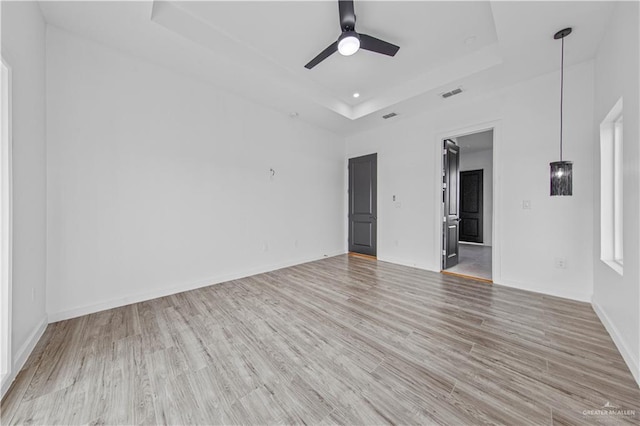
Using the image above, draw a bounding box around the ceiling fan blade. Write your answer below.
[304,41,339,69]
[359,33,400,57]
[338,0,356,30]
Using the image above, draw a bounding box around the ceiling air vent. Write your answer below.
[441,88,463,99]
[382,112,398,119]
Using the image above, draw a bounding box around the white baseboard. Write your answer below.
[376,255,439,273]
[377,257,591,302]
[1,315,47,398]
[48,251,346,323]
[378,256,590,303]
[592,299,640,387]
[495,278,592,303]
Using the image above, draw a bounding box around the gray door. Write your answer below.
[443,140,460,269]
[348,154,377,256]
[460,169,483,243]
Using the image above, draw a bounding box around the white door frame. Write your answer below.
[434,120,502,283]
[1,55,14,394]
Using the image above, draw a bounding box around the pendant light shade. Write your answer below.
[550,27,573,196]
[550,161,573,196]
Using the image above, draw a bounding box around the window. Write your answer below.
[600,98,623,274]
[0,57,11,384]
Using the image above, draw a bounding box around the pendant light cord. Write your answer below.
[560,35,564,162]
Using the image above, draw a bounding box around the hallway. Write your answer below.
[445,243,492,281]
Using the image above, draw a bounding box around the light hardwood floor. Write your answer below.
[2,255,639,425]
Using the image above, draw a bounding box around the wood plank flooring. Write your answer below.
[2,255,639,425]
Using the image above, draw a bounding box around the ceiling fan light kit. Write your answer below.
[550,27,573,196]
[304,0,400,69]
[338,31,360,56]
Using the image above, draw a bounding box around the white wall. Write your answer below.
[459,146,493,246]
[46,27,345,321]
[0,1,48,396]
[592,1,640,385]
[347,60,595,302]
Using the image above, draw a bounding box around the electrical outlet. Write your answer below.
[522,200,531,209]
[555,257,567,269]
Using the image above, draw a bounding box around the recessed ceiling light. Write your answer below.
[353,92,360,98]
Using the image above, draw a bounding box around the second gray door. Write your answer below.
[460,169,483,243]
[348,154,377,256]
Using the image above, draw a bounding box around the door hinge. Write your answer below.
[442,249,446,255]
[443,216,446,223]
[442,182,447,189]
[443,148,447,155]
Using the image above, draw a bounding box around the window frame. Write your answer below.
[0,56,13,387]
[600,97,623,275]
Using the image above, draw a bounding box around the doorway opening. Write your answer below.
[441,129,493,282]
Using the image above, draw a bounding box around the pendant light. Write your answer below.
[550,27,573,196]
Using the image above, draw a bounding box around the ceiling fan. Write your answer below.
[304,0,400,69]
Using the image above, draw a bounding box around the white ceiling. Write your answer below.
[167,1,498,104]
[38,1,616,136]
[457,130,493,154]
